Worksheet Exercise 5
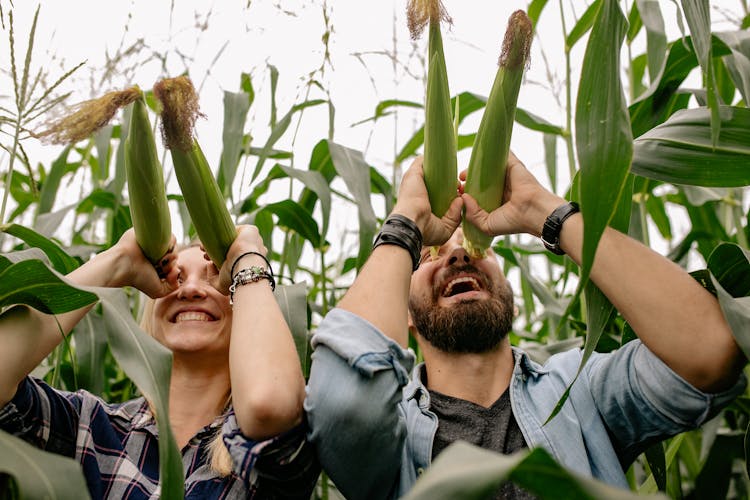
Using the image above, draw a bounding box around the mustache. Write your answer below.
[433,264,491,300]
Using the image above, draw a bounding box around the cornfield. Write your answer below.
[1,1,750,498]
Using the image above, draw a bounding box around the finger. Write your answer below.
[461,193,491,234]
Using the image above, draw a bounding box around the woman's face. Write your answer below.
[151,246,233,356]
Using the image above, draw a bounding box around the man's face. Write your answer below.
[408,229,514,354]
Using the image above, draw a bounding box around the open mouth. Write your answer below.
[173,310,216,322]
[441,276,482,297]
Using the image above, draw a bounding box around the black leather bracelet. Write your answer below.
[541,202,579,255]
[372,214,423,272]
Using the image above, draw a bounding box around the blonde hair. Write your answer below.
[139,275,234,477]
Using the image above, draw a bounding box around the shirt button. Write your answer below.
[417,467,425,476]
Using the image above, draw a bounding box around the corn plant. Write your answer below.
[1,1,750,499]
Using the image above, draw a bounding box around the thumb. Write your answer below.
[462,194,512,236]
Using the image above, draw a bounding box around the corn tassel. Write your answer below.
[462,10,532,258]
[124,91,172,264]
[153,77,236,268]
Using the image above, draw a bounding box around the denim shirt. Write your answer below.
[305,308,746,499]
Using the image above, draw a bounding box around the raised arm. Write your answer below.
[337,156,463,347]
[462,152,745,392]
[217,225,305,440]
[0,229,174,406]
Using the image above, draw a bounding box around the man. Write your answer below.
[305,153,746,498]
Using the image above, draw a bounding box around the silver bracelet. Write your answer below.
[229,266,276,304]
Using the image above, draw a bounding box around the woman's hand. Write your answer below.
[213,225,268,295]
[392,156,463,247]
[103,229,178,298]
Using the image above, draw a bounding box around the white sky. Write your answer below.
[2,0,746,266]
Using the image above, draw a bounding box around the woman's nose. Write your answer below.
[177,276,208,300]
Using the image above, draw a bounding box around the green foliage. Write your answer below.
[1,1,750,498]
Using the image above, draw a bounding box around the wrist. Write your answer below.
[524,192,567,237]
[391,205,428,236]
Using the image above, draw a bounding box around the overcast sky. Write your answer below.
[3,1,745,257]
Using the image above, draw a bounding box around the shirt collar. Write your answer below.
[404,346,549,403]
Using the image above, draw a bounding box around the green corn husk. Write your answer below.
[423,20,458,219]
[153,76,236,268]
[124,92,172,264]
[462,10,533,258]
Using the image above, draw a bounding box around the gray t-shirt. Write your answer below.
[429,388,536,499]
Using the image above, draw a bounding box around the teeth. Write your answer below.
[175,311,213,322]
[442,276,480,297]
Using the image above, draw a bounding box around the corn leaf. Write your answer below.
[73,311,107,395]
[693,432,745,499]
[626,1,643,43]
[328,141,377,271]
[575,0,632,297]
[631,106,750,187]
[629,35,730,137]
[403,441,666,500]
[635,0,667,84]
[37,146,72,215]
[680,0,719,145]
[96,287,183,500]
[0,429,91,499]
[251,99,326,183]
[1,223,79,273]
[259,200,323,250]
[715,30,750,104]
[527,0,549,25]
[352,99,423,127]
[0,253,97,314]
[515,108,565,136]
[565,0,601,51]
[274,282,310,377]
[111,104,131,204]
[218,89,252,198]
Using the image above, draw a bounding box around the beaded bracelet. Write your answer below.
[229,251,274,280]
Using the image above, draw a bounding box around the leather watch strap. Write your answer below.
[541,202,579,255]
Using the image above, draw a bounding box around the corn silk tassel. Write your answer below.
[125,90,172,263]
[462,10,532,258]
[33,86,141,144]
[408,0,458,258]
[32,86,172,263]
[153,76,236,268]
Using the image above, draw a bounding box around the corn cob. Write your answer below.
[153,76,236,268]
[124,90,172,264]
[462,10,532,258]
[424,21,458,219]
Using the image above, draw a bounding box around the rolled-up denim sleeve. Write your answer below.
[304,308,415,500]
[586,340,747,465]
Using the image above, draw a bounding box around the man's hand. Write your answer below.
[392,156,463,246]
[461,151,564,237]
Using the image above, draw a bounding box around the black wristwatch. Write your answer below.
[541,202,579,255]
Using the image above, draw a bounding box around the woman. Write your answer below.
[0,225,318,498]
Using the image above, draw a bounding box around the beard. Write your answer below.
[409,265,514,354]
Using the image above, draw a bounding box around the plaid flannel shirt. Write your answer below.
[0,377,318,499]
